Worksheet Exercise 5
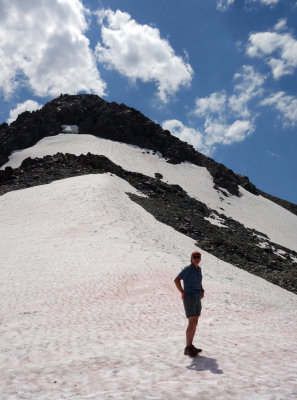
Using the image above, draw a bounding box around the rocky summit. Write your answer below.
[1,94,297,294]
[2,93,296,208]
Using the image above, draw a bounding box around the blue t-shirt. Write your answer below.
[178,263,202,298]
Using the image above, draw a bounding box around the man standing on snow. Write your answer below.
[174,251,204,357]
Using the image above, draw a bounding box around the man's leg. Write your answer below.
[186,316,199,346]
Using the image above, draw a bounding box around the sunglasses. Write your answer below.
[193,255,201,259]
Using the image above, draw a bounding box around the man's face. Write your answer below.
[192,255,201,265]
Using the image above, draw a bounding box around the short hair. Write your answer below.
[191,251,201,261]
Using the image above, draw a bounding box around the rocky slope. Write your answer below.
[1,152,296,294]
[1,94,296,216]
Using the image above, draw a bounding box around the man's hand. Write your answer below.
[200,291,204,300]
[174,276,185,300]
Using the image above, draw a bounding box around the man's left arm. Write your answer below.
[200,284,205,299]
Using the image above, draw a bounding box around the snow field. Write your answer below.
[0,174,297,400]
[2,133,297,252]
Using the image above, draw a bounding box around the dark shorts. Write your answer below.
[183,297,202,318]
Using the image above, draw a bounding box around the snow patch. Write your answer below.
[253,233,269,241]
[0,174,296,399]
[257,242,270,249]
[204,213,228,228]
[256,243,290,260]
[61,124,79,133]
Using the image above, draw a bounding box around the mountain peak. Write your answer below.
[0,94,296,216]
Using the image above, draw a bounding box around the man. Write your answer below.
[174,251,204,358]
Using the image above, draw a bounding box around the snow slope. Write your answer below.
[2,133,297,252]
[1,174,297,400]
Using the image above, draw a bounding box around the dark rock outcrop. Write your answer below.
[0,166,13,183]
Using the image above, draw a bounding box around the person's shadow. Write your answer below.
[186,355,223,374]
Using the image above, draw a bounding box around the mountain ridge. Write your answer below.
[1,94,297,294]
[1,93,296,215]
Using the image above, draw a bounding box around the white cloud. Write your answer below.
[194,66,265,122]
[162,119,205,152]
[274,18,287,31]
[248,0,279,4]
[203,118,254,148]
[164,66,263,154]
[194,91,227,117]
[95,9,193,103]
[162,118,254,156]
[162,66,262,154]
[7,100,42,124]
[217,0,279,10]
[0,0,106,99]
[247,30,297,79]
[261,92,297,126]
[229,65,266,118]
[258,0,279,4]
[190,65,263,152]
[218,119,254,144]
[216,0,235,11]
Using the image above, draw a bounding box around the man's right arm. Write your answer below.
[174,276,185,299]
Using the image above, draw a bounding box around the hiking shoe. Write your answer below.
[184,345,198,357]
[191,344,202,353]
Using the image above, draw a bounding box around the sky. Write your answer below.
[0,0,296,203]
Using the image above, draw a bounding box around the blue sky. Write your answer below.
[1,0,296,203]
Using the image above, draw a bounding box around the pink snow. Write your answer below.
[0,174,296,400]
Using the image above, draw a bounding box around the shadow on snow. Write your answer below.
[186,355,223,374]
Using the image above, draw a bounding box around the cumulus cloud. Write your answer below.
[247,29,297,79]
[162,119,205,152]
[229,65,266,118]
[194,65,266,119]
[194,66,265,121]
[162,118,254,156]
[95,9,193,102]
[194,65,263,146]
[7,100,42,124]
[274,18,287,31]
[162,66,264,155]
[0,0,106,99]
[194,91,227,118]
[261,91,297,126]
[204,118,254,146]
